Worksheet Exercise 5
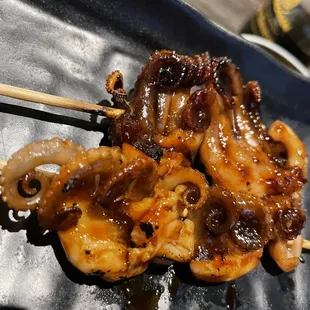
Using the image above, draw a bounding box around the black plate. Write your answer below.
[0,0,309,309]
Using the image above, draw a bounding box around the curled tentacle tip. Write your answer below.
[106,71,122,93]
[183,88,215,132]
[105,70,127,107]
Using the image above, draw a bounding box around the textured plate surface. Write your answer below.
[0,0,310,309]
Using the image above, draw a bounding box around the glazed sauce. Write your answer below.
[117,276,160,310]
[117,267,182,310]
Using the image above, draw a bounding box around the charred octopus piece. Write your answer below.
[109,50,212,161]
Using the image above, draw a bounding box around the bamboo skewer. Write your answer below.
[0,160,7,170]
[0,83,125,119]
[302,239,310,250]
[0,158,309,251]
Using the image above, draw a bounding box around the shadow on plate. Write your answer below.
[0,200,55,247]
[260,247,283,277]
[0,199,116,288]
[0,101,110,133]
[174,262,224,287]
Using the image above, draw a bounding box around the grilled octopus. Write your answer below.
[0,139,209,281]
[0,50,307,283]
[109,50,212,161]
[1,140,305,282]
[107,52,307,277]
[199,58,307,273]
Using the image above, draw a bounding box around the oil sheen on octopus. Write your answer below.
[108,50,212,161]
[0,50,307,283]
[198,57,307,272]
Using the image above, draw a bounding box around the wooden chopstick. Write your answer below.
[0,83,125,119]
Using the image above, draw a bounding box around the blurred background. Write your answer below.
[185,0,263,33]
[185,0,310,75]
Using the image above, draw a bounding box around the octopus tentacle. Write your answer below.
[268,235,303,272]
[268,120,307,176]
[165,88,190,132]
[188,186,237,260]
[158,151,191,177]
[154,129,205,162]
[232,192,272,251]
[266,194,306,271]
[105,70,127,107]
[182,88,214,132]
[154,84,216,160]
[128,151,207,264]
[200,89,252,191]
[190,249,263,282]
[58,187,149,283]
[210,57,236,106]
[188,187,271,281]
[242,82,287,165]
[0,138,84,211]
[136,50,211,92]
[38,146,124,231]
[133,50,211,129]
[200,62,306,196]
[156,92,173,134]
[189,187,271,254]
[94,155,158,205]
[110,50,212,160]
[20,170,47,196]
[130,192,187,262]
[219,110,278,196]
[155,166,208,210]
[155,218,195,262]
[215,63,276,181]
[243,81,264,136]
